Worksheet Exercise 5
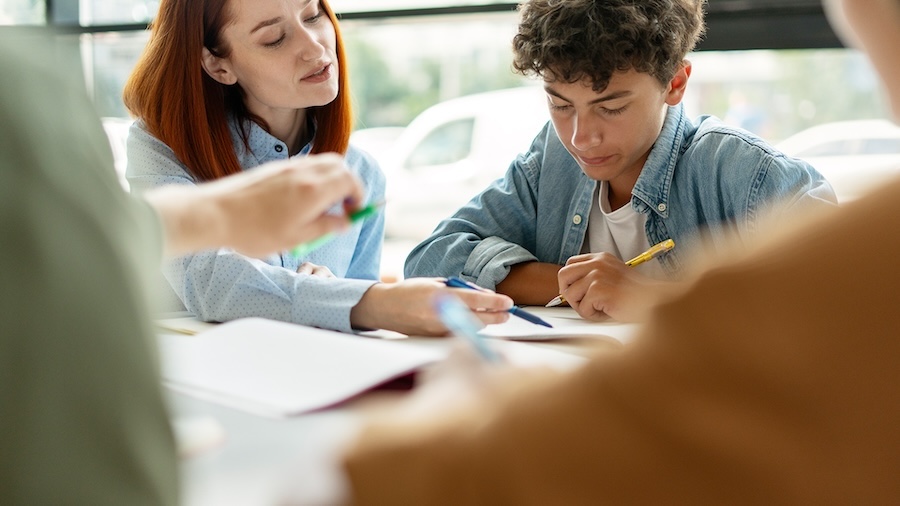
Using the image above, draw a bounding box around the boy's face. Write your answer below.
[544,67,689,192]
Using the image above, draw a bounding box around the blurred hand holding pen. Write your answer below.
[291,200,384,257]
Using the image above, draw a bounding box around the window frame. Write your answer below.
[3,0,843,51]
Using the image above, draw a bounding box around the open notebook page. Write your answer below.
[479,307,640,345]
[158,318,444,418]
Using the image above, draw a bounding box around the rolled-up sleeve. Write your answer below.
[405,153,543,291]
[170,250,374,333]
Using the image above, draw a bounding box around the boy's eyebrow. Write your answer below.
[544,86,632,104]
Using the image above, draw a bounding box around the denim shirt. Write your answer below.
[127,118,385,333]
[405,104,836,290]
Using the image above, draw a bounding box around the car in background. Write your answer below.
[350,126,405,163]
[369,86,551,240]
[776,119,900,203]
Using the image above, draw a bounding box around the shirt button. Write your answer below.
[274,144,284,153]
[657,203,667,212]
[572,214,582,225]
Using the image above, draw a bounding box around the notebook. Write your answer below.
[157,318,445,418]
[479,307,639,345]
[157,316,590,418]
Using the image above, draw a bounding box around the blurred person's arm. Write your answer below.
[143,154,364,258]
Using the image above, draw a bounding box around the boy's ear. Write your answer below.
[665,61,692,106]
[201,47,238,85]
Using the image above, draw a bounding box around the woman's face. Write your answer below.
[206,0,339,119]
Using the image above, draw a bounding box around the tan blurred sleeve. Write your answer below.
[343,179,900,505]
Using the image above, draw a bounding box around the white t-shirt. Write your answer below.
[583,182,666,279]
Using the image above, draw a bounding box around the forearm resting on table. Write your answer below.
[496,261,562,306]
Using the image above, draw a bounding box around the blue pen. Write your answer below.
[444,277,553,328]
[433,293,502,363]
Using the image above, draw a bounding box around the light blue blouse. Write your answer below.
[126,118,386,333]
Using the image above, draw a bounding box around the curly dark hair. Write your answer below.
[512,0,706,91]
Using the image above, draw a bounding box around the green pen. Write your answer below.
[291,201,384,257]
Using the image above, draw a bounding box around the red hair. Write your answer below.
[123,0,353,182]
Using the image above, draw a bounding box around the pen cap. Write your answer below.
[433,294,501,363]
[433,293,485,334]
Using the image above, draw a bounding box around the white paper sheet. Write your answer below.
[479,307,640,345]
[158,318,445,418]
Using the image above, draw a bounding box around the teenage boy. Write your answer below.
[404,0,836,322]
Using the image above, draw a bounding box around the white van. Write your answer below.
[362,86,551,240]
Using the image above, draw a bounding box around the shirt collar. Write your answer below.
[228,115,315,168]
[631,103,690,219]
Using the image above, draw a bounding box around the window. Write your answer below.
[0,0,44,25]
[79,0,156,25]
[4,0,898,273]
[82,31,150,118]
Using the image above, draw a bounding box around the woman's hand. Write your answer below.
[350,278,514,336]
[297,261,335,278]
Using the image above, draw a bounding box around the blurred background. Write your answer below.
[4,0,899,280]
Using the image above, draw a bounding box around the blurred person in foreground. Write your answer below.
[0,32,372,503]
[342,0,900,503]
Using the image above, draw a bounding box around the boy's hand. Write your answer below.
[557,252,655,322]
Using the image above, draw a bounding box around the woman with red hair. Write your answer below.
[124,0,513,335]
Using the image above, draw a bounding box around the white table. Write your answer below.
[164,307,636,505]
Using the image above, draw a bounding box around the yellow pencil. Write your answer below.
[546,239,675,307]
